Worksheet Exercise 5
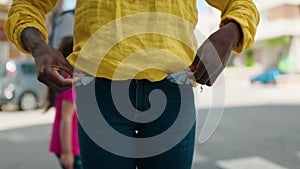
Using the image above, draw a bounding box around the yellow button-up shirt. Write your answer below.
[5,0,259,81]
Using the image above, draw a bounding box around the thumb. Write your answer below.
[61,60,74,76]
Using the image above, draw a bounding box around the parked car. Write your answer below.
[250,67,285,84]
[0,59,47,111]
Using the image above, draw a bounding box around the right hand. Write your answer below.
[31,42,75,92]
[60,153,74,169]
[21,27,76,92]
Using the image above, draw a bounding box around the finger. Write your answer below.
[41,77,70,92]
[188,61,206,82]
[52,69,73,86]
[73,70,86,77]
[197,58,224,85]
[199,71,211,86]
[60,60,74,76]
[189,63,212,86]
[195,72,208,85]
[72,76,81,84]
[187,71,197,82]
[196,61,206,80]
[72,68,90,78]
[39,70,73,92]
[197,60,214,86]
[189,55,200,71]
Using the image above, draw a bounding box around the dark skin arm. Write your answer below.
[188,21,242,86]
[21,21,241,89]
[21,27,75,92]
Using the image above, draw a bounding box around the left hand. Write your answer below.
[188,21,242,86]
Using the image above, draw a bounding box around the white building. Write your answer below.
[0,2,22,65]
[253,0,300,73]
[197,0,300,72]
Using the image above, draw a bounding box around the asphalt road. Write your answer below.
[193,105,300,169]
[0,105,300,169]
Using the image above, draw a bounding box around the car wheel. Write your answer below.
[19,92,38,111]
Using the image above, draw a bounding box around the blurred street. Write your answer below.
[194,105,300,169]
[0,68,300,169]
[1,67,300,131]
[1,105,300,169]
[198,67,300,108]
[0,0,299,168]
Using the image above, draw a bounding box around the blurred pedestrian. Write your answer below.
[45,10,81,169]
[47,36,81,169]
[5,1,259,169]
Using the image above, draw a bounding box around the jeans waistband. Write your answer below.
[73,70,192,87]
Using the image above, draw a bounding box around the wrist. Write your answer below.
[224,21,243,48]
[21,27,47,55]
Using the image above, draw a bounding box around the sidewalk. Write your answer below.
[0,67,299,132]
[0,108,55,132]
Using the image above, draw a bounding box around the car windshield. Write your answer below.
[20,64,36,75]
[0,67,6,77]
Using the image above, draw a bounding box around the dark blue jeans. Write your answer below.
[75,78,196,169]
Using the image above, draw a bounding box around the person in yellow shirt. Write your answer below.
[5,1,259,169]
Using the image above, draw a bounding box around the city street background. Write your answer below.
[1,0,300,169]
[0,68,299,169]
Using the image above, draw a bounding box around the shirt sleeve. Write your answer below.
[205,0,260,53]
[4,0,59,54]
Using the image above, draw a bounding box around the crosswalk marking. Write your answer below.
[216,156,289,169]
[296,152,300,159]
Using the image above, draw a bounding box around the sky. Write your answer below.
[63,0,76,11]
